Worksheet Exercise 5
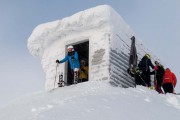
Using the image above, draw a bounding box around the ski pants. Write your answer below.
[135,74,146,86]
[162,83,174,94]
[72,68,79,83]
[141,71,151,87]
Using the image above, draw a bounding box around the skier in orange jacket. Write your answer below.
[162,68,177,94]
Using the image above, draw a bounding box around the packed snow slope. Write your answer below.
[0,81,180,120]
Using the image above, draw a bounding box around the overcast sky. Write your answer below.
[0,0,180,106]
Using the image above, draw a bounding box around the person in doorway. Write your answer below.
[79,59,88,82]
[152,61,165,93]
[138,54,155,87]
[162,68,177,94]
[56,45,80,84]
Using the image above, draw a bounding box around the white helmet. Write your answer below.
[67,45,74,51]
[67,45,73,49]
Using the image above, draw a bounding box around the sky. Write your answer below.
[0,0,180,106]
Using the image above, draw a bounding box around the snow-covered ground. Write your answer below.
[0,80,180,120]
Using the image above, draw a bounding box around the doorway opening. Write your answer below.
[66,41,89,85]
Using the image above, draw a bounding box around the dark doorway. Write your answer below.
[66,41,89,85]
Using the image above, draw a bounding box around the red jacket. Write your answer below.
[163,69,177,87]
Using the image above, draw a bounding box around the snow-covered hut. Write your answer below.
[28,5,158,90]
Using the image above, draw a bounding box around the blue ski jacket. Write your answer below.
[59,51,80,70]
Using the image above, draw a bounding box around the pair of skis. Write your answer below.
[53,63,78,89]
[128,36,138,87]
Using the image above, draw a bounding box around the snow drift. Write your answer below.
[0,81,180,120]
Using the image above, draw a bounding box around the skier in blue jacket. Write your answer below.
[56,45,80,84]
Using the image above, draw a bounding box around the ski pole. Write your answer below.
[54,63,58,89]
[138,74,148,87]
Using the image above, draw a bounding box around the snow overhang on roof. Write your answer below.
[27,5,117,58]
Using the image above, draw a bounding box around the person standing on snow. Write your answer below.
[56,45,80,84]
[162,68,177,94]
[152,61,165,93]
[138,54,155,87]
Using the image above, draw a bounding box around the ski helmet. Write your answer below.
[67,45,74,52]
[145,54,151,59]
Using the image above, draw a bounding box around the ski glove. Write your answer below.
[56,60,60,64]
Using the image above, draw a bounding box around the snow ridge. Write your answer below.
[0,81,180,120]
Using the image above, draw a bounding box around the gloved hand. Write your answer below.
[56,60,60,64]
[71,56,75,60]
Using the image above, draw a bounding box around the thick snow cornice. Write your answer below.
[27,5,120,58]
